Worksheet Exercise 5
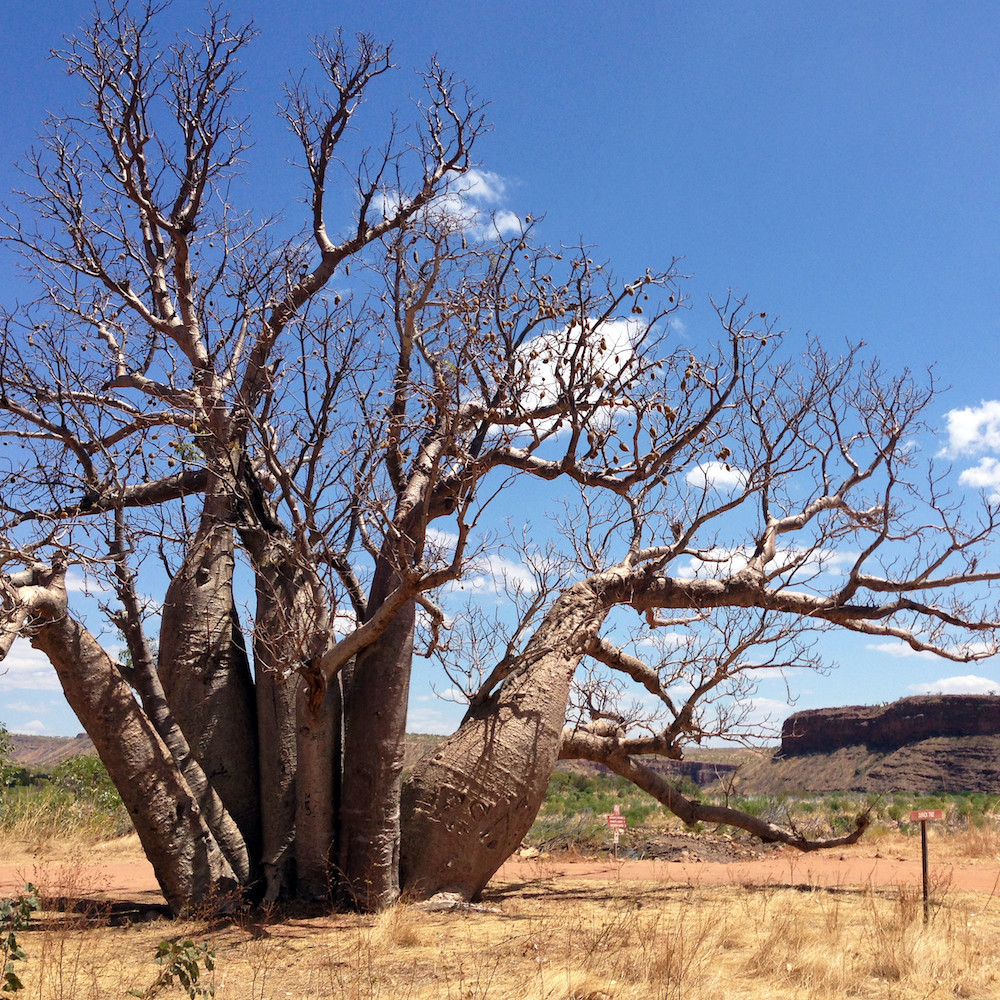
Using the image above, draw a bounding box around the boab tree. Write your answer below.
[401,337,1000,900]
[2,1,1000,914]
[0,0,681,910]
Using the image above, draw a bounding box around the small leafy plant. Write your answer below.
[128,939,216,999]
[0,884,40,993]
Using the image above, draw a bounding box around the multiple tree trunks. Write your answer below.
[338,590,416,911]
[295,674,342,901]
[158,502,261,867]
[6,1,1000,922]
[29,609,239,914]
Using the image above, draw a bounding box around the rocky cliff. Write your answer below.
[756,695,1000,794]
[781,695,1000,755]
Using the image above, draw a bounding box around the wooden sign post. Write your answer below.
[910,809,944,923]
[606,804,628,860]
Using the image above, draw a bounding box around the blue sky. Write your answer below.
[3,1,1000,738]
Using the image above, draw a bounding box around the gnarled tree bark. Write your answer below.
[158,494,260,865]
[401,575,614,901]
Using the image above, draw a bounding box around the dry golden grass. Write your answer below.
[4,871,1000,998]
[3,826,1000,999]
[0,787,133,856]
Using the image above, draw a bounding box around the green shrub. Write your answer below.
[1,754,133,840]
[51,755,123,815]
[0,884,40,993]
[0,726,13,791]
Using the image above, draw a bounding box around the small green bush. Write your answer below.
[1,884,40,993]
[51,755,123,815]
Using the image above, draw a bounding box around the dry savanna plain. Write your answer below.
[3,808,1000,1000]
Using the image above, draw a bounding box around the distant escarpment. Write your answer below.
[750,695,1000,794]
[781,696,1000,755]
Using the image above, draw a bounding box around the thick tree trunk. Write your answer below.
[338,586,414,911]
[159,502,261,863]
[247,540,331,901]
[400,579,611,901]
[127,633,253,885]
[295,672,342,899]
[30,613,239,913]
[253,624,299,901]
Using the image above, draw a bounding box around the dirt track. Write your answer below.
[497,849,1000,895]
[2,839,999,905]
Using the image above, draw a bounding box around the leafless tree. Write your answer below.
[401,330,1000,901]
[2,2,1000,915]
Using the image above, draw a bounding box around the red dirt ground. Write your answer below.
[2,837,998,906]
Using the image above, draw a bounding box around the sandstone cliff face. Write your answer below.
[780,695,1000,755]
[763,695,1000,794]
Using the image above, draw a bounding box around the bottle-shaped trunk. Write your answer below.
[31,613,239,914]
[400,581,609,900]
[338,585,415,911]
[295,671,343,900]
[159,504,261,863]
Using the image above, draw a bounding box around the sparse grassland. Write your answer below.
[4,856,1000,999]
[0,755,133,852]
[5,764,1000,998]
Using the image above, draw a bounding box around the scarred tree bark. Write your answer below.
[246,554,310,900]
[158,494,260,864]
[109,514,252,885]
[338,600,414,909]
[400,575,614,900]
[295,671,342,900]
[6,0,1000,922]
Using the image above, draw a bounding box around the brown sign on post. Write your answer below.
[909,808,944,923]
[606,804,628,831]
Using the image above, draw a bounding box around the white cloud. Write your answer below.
[490,210,522,236]
[940,401,1000,499]
[958,456,1000,500]
[406,704,461,735]
[515,318,643,426]
[908,674,998,695]
[426,526,459,550]
[13,720,47,735]
[427,527,541,597]
[456,168,506,204]
[0,639,61,691]
[745,696,792,722]
[374,167,522,241]
[942,400,1000,456]
[749,666,792,680]
[64,569,109,594]
[675,547,749,579]
[447,551,539,597]
[866,641,937,660]
[685,461,748,492]
[4,699,50,714]
[676,545,856,581]
[867,640,993,661]
[332,608,358,637]
[636,631,694,650]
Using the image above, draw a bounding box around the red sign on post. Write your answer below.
[910,808,944,923]
[606,803,628,831]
